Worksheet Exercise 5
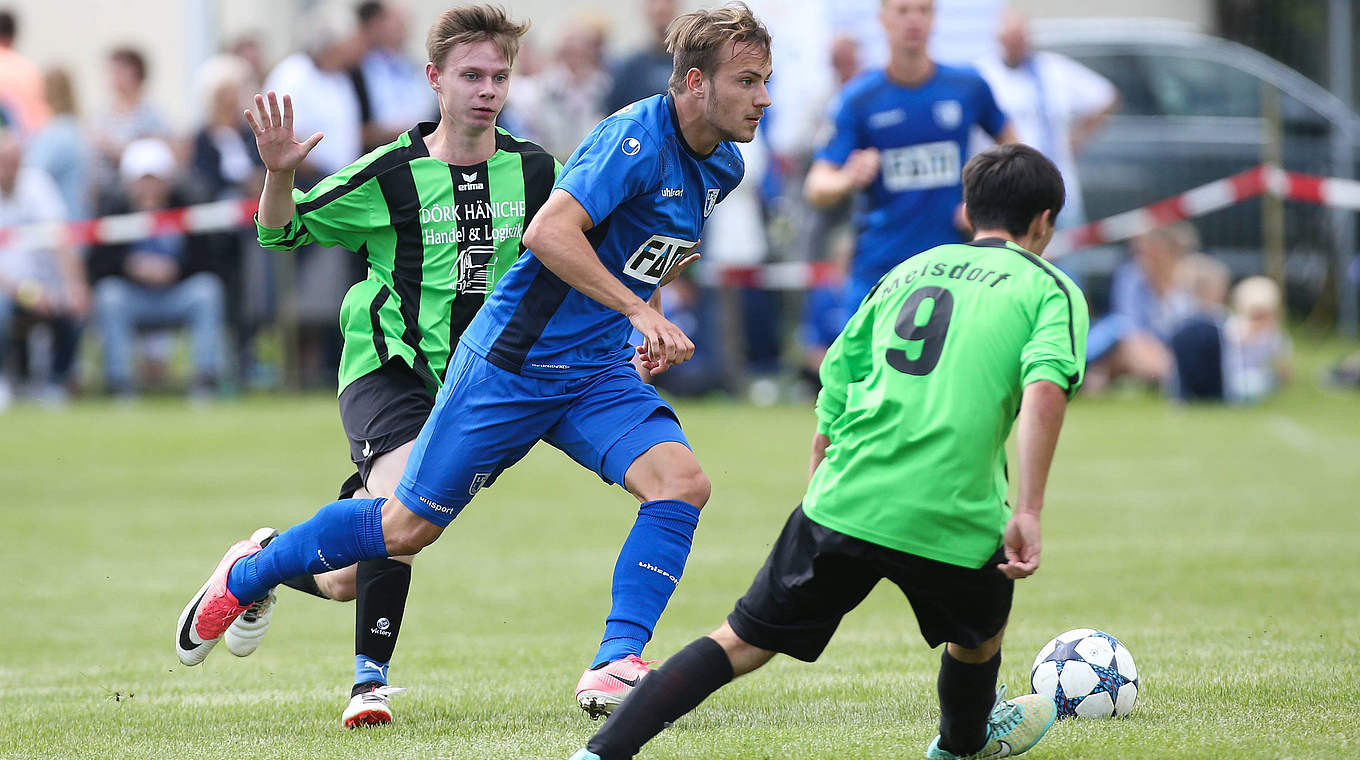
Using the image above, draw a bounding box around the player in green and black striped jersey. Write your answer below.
[230,6,556,727]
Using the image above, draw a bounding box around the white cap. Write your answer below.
[120,138,177,183]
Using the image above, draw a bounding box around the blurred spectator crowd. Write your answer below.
[0,1,1337,411]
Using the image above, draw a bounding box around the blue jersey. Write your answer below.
[817,65,1007,288]
[461,94,745,377]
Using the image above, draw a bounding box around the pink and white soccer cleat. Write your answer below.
[574,654,656,719]
[175,537,263,666]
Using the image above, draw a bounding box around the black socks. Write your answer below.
[588,636,736,759]
[937,649,1002,756]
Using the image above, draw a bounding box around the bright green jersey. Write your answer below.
[804,238,1089,568]
[257,124,560,394]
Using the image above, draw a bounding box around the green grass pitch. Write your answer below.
[4,340,1358,759]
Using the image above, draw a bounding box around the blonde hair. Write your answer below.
[426,4,529,69]
[1146,221,1201,255]
[1231,276,1282,317]
[1177,253,1230,308]
[665,2,771,93]
[42,68,77,115]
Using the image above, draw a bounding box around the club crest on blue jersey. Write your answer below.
[704,189,720,218]
[933,99,963,130]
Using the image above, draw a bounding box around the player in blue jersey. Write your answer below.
[175,2,772,720]
[805,0,1016,307]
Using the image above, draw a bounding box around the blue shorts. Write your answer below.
[394,345,690,526]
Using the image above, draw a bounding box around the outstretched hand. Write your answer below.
[244,91,323,173]
[997,511,1041,579]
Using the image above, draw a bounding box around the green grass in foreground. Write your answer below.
[2,338,1358,759]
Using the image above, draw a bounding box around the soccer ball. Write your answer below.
[1030,628,1139,718]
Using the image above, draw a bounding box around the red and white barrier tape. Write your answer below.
[4,164,1360,287]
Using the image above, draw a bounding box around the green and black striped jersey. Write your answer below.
[256,123,560,394]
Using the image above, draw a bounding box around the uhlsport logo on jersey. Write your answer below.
[704,189,720,218]
[933,99,963,130]
[623,235,697,284]
[621,137,642,156]
[458,171,484,191]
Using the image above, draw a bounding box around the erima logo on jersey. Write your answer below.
[623,234,697,284]
[621,137,642,156]
[361,439,372,458]
[458,171,485,191]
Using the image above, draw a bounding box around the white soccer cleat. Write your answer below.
[224,528,279,657]
[342,683,407,728]
[574,654,656,719]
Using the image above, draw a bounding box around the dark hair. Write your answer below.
[962,143,1064,237]
[665,2,771,93]
[357,0,384,27]
[0,10,15,42]
[110,47,148,84]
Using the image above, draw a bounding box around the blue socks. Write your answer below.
[593,499,701,668]
[226,497,389,603]
[355,654,389,686]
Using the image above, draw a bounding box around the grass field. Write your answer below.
[4,338,1359,759]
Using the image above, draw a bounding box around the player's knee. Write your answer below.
[315,569,357,602]
[380,498,443,555]
[665,465,710,508]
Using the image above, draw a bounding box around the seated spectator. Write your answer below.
[1223,276,1292,403]
[1166,253,1230,401]
[89,139,225,398]
[1083,223,1196,393]
[0,129,87,409]
[190,55,270,386]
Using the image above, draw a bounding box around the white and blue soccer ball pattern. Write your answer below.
[1030,628,1139,718]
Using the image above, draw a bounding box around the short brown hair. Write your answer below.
[665,2,771,93]
[110,47,148,84]
[426,4,529,69]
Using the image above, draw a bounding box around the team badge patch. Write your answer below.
[933,99,963,130]
[469,472,491,496]
[621,137,642,156]
[704,188,720,218]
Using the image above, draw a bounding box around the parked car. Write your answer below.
[1033,19,1359,311]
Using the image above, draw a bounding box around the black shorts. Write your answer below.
[727,506,1013,662]
[336,360,435,498]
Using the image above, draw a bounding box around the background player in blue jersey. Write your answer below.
[175,2,773,721]
[805,0,1016,308]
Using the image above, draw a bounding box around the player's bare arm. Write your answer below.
[522,189,695,367]
[808,432,830,480]
[999,379,1068,580]
[804,149,881,208]
[245,91,324,228]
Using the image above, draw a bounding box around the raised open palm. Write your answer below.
[244,91,323,173]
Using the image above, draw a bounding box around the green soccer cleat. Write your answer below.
[925,686,1058,759]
